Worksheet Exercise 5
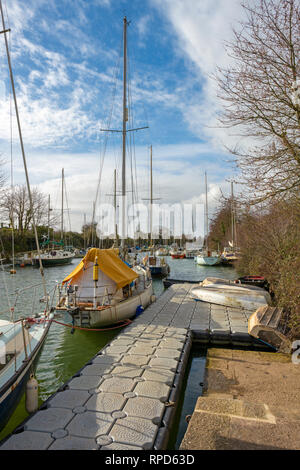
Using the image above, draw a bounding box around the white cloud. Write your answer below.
[0,0,245,236]
[150,0,244,149]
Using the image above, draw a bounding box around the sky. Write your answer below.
[0,0,244,234]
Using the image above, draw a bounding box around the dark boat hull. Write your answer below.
[34,257,73,267]
[0,321,51,432]
[238,276,267,288]
[149,265,169,277]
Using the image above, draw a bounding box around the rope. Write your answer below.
[52,318,132,332]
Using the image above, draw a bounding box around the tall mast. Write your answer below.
[48,194,51,241]
[114,168,118,246]
[61,168,64,241]
[92,201,95,246]
[0,2,47,298]
[205,171,208,250]
[231,181,234,247]
[150,144,153,245]
[83,213,86,250]
[121,16,128,249]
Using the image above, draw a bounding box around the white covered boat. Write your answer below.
[56,248,153,328]
[196,252,221,266]
[191,277,271,310]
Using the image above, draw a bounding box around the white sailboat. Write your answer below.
[197,172,221,266]
[143,145,170,277]
[221,182,240,266]
[33,169,74,267]
[0,4,53,430]
[56,17,153,328]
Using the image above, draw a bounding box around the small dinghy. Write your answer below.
[191,277,271,310]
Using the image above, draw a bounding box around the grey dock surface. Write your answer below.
[0,283,258,450]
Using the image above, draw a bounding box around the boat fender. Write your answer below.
[25,374,39,414]
[151,295,156,303]
[135,305,144,317]
[71,316,75,335]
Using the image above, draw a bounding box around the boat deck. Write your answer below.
[0,283,261,450]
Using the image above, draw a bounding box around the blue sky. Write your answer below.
[0,0,244,231]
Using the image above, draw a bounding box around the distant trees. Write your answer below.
[0,185,48,233]
[207,200,233,251]
[82,222,99,247]
[217,0,300,203]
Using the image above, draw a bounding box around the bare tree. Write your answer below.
[217,0,300,203]
[0,185,48,233]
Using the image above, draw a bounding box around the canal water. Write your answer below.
[0,255,237,443]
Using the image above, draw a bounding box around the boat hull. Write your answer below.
[67,283,153,328]
[191,285,270,310]
[34,256,73,267]
[149,265,169,277]
[171,254,185,259]
[0,320,51,432]
[238,276,267,288]
[196,256,221,266]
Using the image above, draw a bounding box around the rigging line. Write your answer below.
[92,35,123,230]
[0,233,13,317]
[8,26,15,274]
[63,175,72,235]
[127,61,137,207]
[0,1,48,301]
[127,51,141,238]
[127,34,150,132]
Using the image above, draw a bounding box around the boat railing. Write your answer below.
[59,278,152,310]
[10,281,59,319]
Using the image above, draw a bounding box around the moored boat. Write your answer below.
[191,277,271,310]
[33,248,74,267]
[197,173,221,266]
[170,248,186,259]
[238,275,267,288]
[221,247,240,266]
[144,254,170,277]
[155,247,168,257]
[56,248,153,328]
[0,315,52,431]
[196,252,221,266]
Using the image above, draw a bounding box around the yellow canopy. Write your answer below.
[62,248,138,290]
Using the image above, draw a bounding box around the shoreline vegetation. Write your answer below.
[208,198,300,338]
[208,0,300,339]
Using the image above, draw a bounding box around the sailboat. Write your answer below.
[33,169,74,266]
[0,3,53,431]
[143,145,170,277]
[56,17,153,328]
[221,182,240,266]
[56,248,152,328]
[196,172,221,266]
